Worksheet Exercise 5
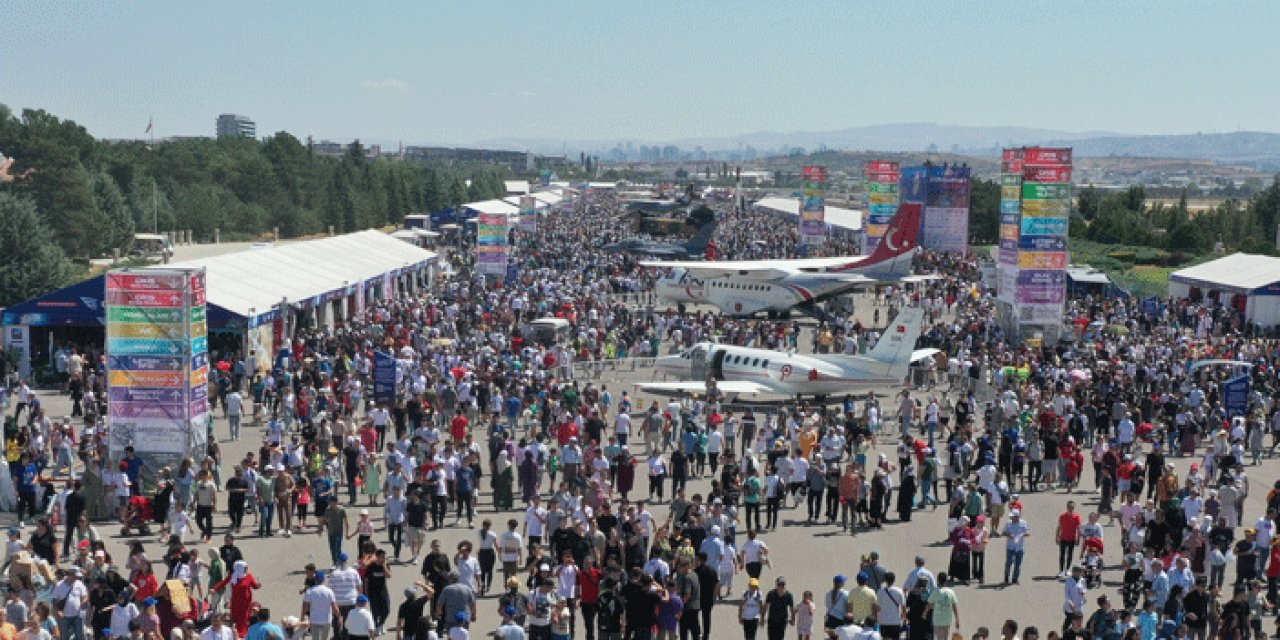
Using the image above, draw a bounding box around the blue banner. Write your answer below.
[1223,374,1249,417]
[374,351,397,405]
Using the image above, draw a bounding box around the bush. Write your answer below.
[1133,249,1170,266]
[1107,250,1136,263]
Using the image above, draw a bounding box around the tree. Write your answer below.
[0,193,76,307]
[1075,186,1102,221]
[967,178,999,244]
[93,171,135,255]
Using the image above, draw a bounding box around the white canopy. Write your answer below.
[753,196,864,232]
[149,230,436,321]
[503,196,548,210]
[1170,253,1280,294]
[463,199,520,215]
[504,180,530,195]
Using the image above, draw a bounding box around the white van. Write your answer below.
[131,233,174,258]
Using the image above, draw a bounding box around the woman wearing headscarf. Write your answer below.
[897,468,917,522]
[492,451,514,510]
[211,560,260,637]
[947,516,974,584]
[518,450,539,505]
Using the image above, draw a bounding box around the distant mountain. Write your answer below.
[475,125,1280,168]
[1042,131,1280,166]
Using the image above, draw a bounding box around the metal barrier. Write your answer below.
[567,357,658,379]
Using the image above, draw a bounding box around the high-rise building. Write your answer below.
[215,114,256,139]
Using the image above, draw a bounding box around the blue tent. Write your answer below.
[2,275,242,329]
[1,276,106,327]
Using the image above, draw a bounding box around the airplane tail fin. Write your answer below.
[842,202,921,275]
[683,220,717,255]
[866,307,926,380]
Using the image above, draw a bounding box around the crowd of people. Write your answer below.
[6,190,1280,640]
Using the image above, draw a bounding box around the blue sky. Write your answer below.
[2,2,1276,146]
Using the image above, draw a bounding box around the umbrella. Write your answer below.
[1068,368,1091,382]
[1103,324,1130,336]
[216,361,231,372]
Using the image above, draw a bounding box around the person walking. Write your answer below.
[1002,509,1030,585]
[924,572,959,640]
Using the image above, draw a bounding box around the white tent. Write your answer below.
[753,196,864,233]
[504,180,530,195]
[147,230,437,321]
[1169,252,1280,327]
[463,199,520,215]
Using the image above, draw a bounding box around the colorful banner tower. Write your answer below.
[996,147,1073,339]
[475,212,509,279]
[800,165,827,247]
[106,268,209,477]
[864,161,900,254]
[518,195,537,234]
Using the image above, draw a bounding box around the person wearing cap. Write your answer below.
[526,577,560,639]
[847,572,878,631]
[1001,509,1031,585]
[343,595,376,640]
[762,576,794,640]
[739,577,764,639]
[494,603,526,640]
[302,571,340,640]
[256,465,277,538]
[327,553,363,625]
[395,586,429,640]
[823,576,850,630]
[50,566,89,640]
[496,578,528,630]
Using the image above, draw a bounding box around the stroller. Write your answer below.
[122,496,155,536]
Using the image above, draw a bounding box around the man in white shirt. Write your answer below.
[875,572,906,640]
[51,568,89,640]
[497,520,523,585]
[738,529,769,580]
[302,572,340,640]
[200,613,235,640]
[524,497,548,549]
[1002,510,1031,584]
[614,412,632,446]
[343,595,376,639]
[225,391,244,440]
[327,554,364,622]
[1062,565,1088,628]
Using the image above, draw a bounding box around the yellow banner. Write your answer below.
[107,322,181,340]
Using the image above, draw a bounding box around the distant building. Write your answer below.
[216,114,256,139]
[310,139,382,159]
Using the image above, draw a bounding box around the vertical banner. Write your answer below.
[539,169,552,187]
[921,165,971,253]
[1223,374,1249,417]
[800,165,827,246]
[1015,147,1072,325]
[106,269,208,475]
[518,195,537,233]
[474,212,508,279]
[373,350,397,405]
[864,161,900,254]
[997,149,1025,304]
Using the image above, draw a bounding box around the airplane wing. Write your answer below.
[911,348,942,363]
[634,380,775,395]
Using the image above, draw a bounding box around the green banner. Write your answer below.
[1022,183,1070,200]
[1000,174,1024,187]
[108,306,185,324]
[868,183,899,194]
[190,305,206,323]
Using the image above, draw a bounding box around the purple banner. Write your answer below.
[109,387,184,404]
[112,402,184,420]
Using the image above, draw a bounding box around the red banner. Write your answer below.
[865,161,899,174]
[106,273,185,292]
[1023,165,1072,183]
[1001,159,1024,175]
[803,166,827,181]
[1024,147,1073,166]
[106,289,183,308]
[1002,148,1025,162]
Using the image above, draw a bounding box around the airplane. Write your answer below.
[644,203,930,318]
[638,307,940,397]
[601,218,718,259]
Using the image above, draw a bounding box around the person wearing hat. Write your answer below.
[50,566,89,640]
[493,604,526,640]
[211,561,260,637]
[395,586,430,640]
[344,595,376,640]
[740,577,764,640]
[1002,509,1031,585]
[847,573,877,630]
[823,576,850,630]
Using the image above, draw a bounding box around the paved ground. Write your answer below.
[17,302,1280,637]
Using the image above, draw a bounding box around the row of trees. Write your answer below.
[0,104,511,263]
[1075,181,1280,254]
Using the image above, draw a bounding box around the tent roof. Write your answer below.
[1065,266,1113,285]
[753,196,864,232]
[502,196,548,210]
[503,180,530,195]
[463,199,520,215]
[147,230,436,320]
[531,191,563,206]
[1170,252,1280,293]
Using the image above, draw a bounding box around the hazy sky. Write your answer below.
[3,2,1277,145]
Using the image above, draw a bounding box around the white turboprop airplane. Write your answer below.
[639,307,940,397]
[644,203,930,318]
